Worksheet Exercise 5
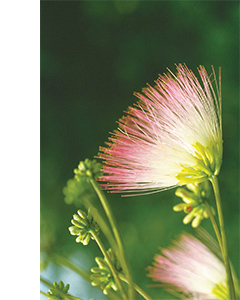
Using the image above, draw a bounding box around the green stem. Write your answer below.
[51,254,90,282]
[119,274,154,300]
[90,178,135,299]
[81,200,118,252]
[40,291,49,297]
[210,176,236,300]
[204,200,223,253]
[41,277,53,288]
[88,206,118,252]
[90,230,128,300]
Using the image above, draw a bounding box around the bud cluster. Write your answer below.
[46,281,70,300]
[74,159,103,180]
[69,209,99,245]
[173,181,214,228]
[90,249,121,295]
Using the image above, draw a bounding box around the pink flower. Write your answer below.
[147,233,230,300]
[98,64,222,194]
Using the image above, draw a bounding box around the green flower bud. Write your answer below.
[63,159,102,206]
[174,181,214,228]
[74,159,103,180]
[46,281,70,300]
[69,209,99,245]
[90,249,121,295]
[91,267,100,273]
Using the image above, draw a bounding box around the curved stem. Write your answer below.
[204,200,223,253]
[119,273,154,300]
[40,291,49,297]
[80,197,118,251]
[90,230,128,300]
[88,206,118,251]
[51,254,90,282]
[210,176,236,300]
[41,277,53,288]
[90,178,135,299]
[40,291,83,300]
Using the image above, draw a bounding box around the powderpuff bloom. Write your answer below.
[98,64,222,194]
[147,233,237,300]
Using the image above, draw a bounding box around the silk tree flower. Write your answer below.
[98,64,222,194]
[147,234,236,300]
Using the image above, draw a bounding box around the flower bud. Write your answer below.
[174,181,214,228]
[69,208,99,245]
[90,249,121,295]
[46,281,70,300]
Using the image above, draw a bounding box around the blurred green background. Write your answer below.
[40,1,239,299]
